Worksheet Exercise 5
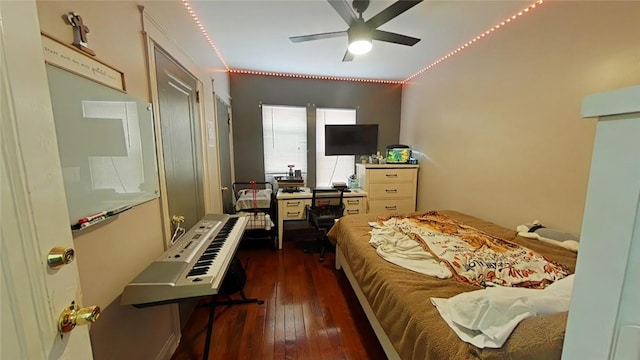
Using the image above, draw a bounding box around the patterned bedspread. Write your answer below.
[375,211,570,288]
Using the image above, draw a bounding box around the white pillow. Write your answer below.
[516,221,579,252]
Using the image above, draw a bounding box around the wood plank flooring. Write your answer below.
[170,237,387,360]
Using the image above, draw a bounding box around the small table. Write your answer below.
[275,187,368,250]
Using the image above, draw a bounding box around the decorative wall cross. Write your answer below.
[63,12,96,56]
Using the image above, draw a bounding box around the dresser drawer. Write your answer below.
[344,197,363,208]
[344,208,363,216]
[369,198,415,214]
[343,197,365,216]
[368,168,415,183]
[368,183,414,199]
[281,199,309,220]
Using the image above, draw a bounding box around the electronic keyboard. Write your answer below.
[121,213,248,307]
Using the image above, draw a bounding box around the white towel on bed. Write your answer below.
[369,224,452,278]
[431,275,574,348]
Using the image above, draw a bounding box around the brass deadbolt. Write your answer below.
[58,301,101,336]
[48,246,75,269]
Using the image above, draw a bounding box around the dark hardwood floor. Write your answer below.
[170,234,387,360]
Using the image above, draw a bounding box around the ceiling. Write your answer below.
[188,0,537,82]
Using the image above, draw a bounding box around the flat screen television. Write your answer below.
[324,124,378,156]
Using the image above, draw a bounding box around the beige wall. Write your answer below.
[36,1,227,359]
[400,1,640,235]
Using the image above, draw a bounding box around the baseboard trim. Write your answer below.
[156,331,179,360]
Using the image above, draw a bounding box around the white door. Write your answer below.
[154,46,205,231]
[0,1,93,358]
[153,46,205,328]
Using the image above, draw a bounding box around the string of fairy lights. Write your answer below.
[181,0,545,85]
[228,69,403,84]
[403,0,544,83]
[181,0,230,71]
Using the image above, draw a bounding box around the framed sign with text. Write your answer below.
[41,33,126,92]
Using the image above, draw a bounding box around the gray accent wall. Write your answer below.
[230,73,402,187]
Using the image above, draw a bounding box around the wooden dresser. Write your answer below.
[356,164,419,214]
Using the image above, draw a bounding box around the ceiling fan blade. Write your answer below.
[342,50,354,62]
[290,30,347,43]
[366,0,423,29]
[328,0,357,25]
[372,29,420,46]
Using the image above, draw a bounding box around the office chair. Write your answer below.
[304,188,345,262]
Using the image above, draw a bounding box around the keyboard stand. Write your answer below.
[199,293,263,360]
[198,255,264,360]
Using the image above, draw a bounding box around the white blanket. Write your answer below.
[431,274,574,348]
[235,189,272,211]
[368,222,452,278]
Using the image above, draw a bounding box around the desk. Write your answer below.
[275,188,367,250]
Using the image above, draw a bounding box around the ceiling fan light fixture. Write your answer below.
[347,21,372,55]
[288,0,423,61]
[348,39,372,55]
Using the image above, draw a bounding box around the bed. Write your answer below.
[327,210,577,360]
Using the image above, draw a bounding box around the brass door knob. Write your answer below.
[58,301,101,337]
[48,246,75,269]
[171,215,185,225]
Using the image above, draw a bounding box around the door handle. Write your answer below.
[170,215,186,244]
[221,186,229,191]
[47,246,75,269]
[58,300,100,337]
[171,215,185,225]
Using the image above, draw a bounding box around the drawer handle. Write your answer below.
[385,205,397,210]
[286,201,300,206]
[346,209,359,214]
[287,211,301,216]
[346,199,359,204]
[385,189,398,193]
[385,174,398,177]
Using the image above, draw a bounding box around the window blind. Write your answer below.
[262,105,307,182]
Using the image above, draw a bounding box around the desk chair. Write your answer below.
[304,188,345,262]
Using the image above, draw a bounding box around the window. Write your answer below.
[316,108,356,187]
[262,105,307,182]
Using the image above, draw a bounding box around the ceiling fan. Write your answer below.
[289,0,423,62]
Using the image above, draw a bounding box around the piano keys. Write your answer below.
[121,213,248,307]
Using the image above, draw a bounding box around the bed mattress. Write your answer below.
[327,210,577,360]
